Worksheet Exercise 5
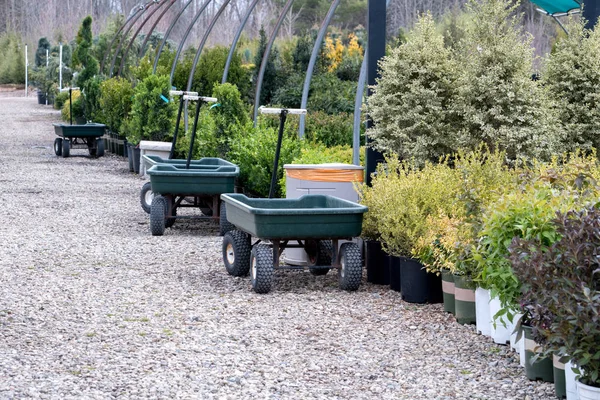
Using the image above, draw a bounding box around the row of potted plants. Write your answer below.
[358,148,600,399]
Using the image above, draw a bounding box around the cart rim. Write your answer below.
[340,252,346,279]
[251,256,257,280]
[226,243,235,264]
[144,190,154,207]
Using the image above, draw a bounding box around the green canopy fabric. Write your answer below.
[530,0,581,15]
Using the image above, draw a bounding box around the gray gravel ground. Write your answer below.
[0,97,555,399]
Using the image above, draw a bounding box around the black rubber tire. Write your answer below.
[338,242,362,291]
[309,240,333,276]
[219,201,235,236]
[140,182,153,214]
[198,200,213,216]
[54,138,62,156]
[222,230,252,277]
[164,196,177,228]
[62,139,70,158]
[150,195,166,236]
[96,138,105,157]
[251,244,274,294]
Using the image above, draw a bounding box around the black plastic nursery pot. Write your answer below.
[441,269,455,315]
[115,138,126,157]
[453,274,476,325]
[127,143,134,172]
[523,325,554,383]
[37,90,46,105]
[553,354,567,399]
[399,257,442,304]
[365,240,389,285]
[388,254,401,292]
[132,146,141,174]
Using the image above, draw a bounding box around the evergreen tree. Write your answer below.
[253,26,281,106]
[73,16,99,87]
[35,37,51,67]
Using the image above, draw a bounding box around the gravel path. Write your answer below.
[0,98,554,399]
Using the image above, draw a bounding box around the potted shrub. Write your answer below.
[511,205,600,399]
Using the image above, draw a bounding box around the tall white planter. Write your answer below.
[518,331,525,367]
[489,295,512,345]
[566,361,579,400]
[577,380,600,400]
[475,287,491,336]
[139,140,172,177]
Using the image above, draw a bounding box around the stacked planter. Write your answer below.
[523,325,554,383]
[453,275,476,324]
[441,270,455,314]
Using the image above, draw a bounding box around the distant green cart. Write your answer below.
[53,123,106,158]
[220,193,368,294]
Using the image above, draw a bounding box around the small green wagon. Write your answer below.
[53,123,106,158]
[220,193,368,294]
[146,159,239,236]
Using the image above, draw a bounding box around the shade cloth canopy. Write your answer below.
[530,0,581,15]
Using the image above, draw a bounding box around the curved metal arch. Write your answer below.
[222,0,261,84]
[298,0,340,138]
[169,0,213,87]
[152,0,195,74]
[138,0,178,59]
[252,0,296,123]
[186,0,232,92]
[109,1,158,77]
[117,0,170,76]
[100,3,146,74]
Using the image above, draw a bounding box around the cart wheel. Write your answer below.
[140,182,154,214]
[308,240,333,276]
[198,200,213,216]
[150,195,166,236]
[222,230,251,276]
[251,244,274,294]
[165,197,177,228]
[219,201,235,236]
[338,242,362,291]
[96,138,105,157]
[62,139,70,158]
[54,138,63,156]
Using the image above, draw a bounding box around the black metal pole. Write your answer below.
[269,109,288,199]
[69,88,73,125]
[170,96,185,159]
[365,0,386,186]
[583,0,600,29]
[186,100,203,169]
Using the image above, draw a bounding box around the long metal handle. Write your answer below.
[183,95,218,102]
[259,107,306,115]
[269,110,288,199]
[169,90,198,97]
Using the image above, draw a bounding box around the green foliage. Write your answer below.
[126,74,175,144]
[228,119,304,197]
[211,83,249,157]
[192,46,249,98]
[35,37,51,67]
[54,91,69,110]
[292,34,314,72]
[543,18,600,152]
[510,205,600,387]
[173,106,219,159]
[304,110,358,147]
[358,155,461,257]
[0,32,25,84]
[455,0,560,161]
[367,13,459,166]
[73,16,99,87]
[307,73,357,114]
[98,77,134,133]
[61,90,85,122]
[253,27,282,106]
[81,75,104,122]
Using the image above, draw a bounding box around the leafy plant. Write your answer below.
[98,77,134,134]
[173,105,218,159]
[211,83,249,157]
[35,37,51,67]
[126,74,175,144]
[366,13,459,166]
[61,90,84,122]
[510,205,600,387]
[81,75,104,122]
[73,16,99,88]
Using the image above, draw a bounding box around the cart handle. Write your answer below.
[259,107,307,115]
[183,95,218,102]
[59,87,80,92]
[169,90,198,97]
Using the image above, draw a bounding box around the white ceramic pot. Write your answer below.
[577,380,600,400]
[475,287,491,336]
[519,332,525,367]
[489,295,511,345]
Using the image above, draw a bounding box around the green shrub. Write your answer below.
[307,73,356,114]
[367,13,459,166]
[61,90,84,122]
[253,27,283,106]
[229,119,304,197]
[211,83,249,157]
[543,18,600,152]
[98,77,134,133]
[54,91,69,110]
[173,106,219,159]
[0,32,25,84]
[35,37,51,67]
[126,74,175,145]
[455,0,560,161]
[192,46,249,98]
[82,75,104,122]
